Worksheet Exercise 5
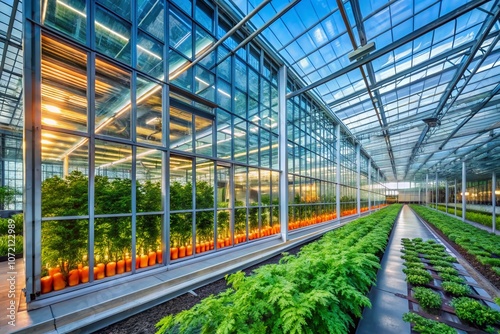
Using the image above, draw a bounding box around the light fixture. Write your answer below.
[45,105,61,113]
[348,42,376,62]
[42,118,58,126]
[422,117,441,127]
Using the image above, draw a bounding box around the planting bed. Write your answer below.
[96,243,307,334]
[411,205,500,289]
[400,238,500,333]
[98,205,401,333]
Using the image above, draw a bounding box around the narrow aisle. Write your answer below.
[356,205,436,334]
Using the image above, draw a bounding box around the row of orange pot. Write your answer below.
[170,225,282,260]
[41,250,164,294]
[288,212,338,230]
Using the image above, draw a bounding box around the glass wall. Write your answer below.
[0,133,23,210]
[286,79,337,230]
[26,0,282,298]
[340,135,357,216]
[24,0,386,301]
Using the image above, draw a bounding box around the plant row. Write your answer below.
[411,205,500,276]
[401,238,500,333]
[155,204,402,334]
[430,204,497,228]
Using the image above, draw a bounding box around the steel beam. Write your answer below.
[172,0,271,78]
[213,0,302,71]
[438,83,500,150]
[404,3,500,179]
[287,0,490,99]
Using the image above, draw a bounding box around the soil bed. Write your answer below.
[424,220,500,290]
[95,242,309,334]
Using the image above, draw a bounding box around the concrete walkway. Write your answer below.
[356,205,436,334]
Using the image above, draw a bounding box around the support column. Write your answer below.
[462,161,466,222]
[23,0,42,303]
[425,174,429,206]
[336,125,341,220]
[493,172,496,233]
[445,179,448,213]
[418,179,421,204]
[454,179,457,216]
[368,159,371,210]
[356,144,361,216]
[278,65,288,241]
[435,172,438,208]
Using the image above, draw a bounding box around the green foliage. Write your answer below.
[0,235,23,256]
[156,205,402,333]
[401,249,419,257]
[440,273,465,283]
[428,259,454,268]
[406,274,432,286]
[403,261,425,269]
[441,282,472,297]
[402,268,432,280]
[0,214,23,235]
[433,266,458,275]
[412,287,442,312]
[41,171,166,273]
[452,297,500,328]
[401,254,420,262]
[0,185,19,209]
[410,205,500,280]
[402,312,456,334]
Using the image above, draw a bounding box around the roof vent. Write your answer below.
[348,42,376,62]
[422,117,441,127]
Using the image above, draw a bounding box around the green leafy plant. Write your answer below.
[452,297,500,327]
[0,235,23,256]
[402,312,456,334]
[440,273,465,283]
[410,205,500,279]
[406,274,432,286]
[412,287,442,312]
[404,261,425,269]
[428,259,454,268]
[441,281,472,297]
[0,185,19,210]
[401,249,419,257]
[402,268,432,279]
[433,266,458,275]
[401,254,421,262]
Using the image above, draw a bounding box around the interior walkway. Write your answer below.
[356,205,437,334]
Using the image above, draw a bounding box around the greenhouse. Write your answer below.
[0,0,500,333]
